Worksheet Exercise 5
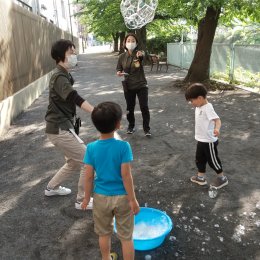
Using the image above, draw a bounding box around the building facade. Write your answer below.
[13,0,80,38]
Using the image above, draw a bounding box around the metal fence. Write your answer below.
[167,43,260,86]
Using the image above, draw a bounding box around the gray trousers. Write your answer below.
[47,130,86,202]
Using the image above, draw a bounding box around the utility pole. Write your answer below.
[68,0,73,42]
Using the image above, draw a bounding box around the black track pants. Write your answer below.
[195,141,223,174]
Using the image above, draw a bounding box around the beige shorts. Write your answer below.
[93,193,134,241]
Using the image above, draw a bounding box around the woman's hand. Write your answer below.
[117,71,129,77]
[136,50,144,58]
[117,71,124,77]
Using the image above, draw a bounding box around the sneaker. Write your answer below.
[144,130,151,136]
[126,127,135,134]
[45,186,71,196]
[190,175,207,186]
[110,253,118,260]
[75,197,94,210]
[210,176,228,189]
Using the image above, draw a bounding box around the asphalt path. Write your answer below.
[0,48,259,260]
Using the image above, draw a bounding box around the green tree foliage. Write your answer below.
[159,0,260,82]
[215,24,260,44]
[76,0,260,82]
[76,0,126,42]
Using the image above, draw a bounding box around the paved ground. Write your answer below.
[0,48,260,260]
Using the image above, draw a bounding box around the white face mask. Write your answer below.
[126,42,137,51]
[67,54,77,68]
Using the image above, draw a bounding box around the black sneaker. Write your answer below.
[144,130,152,137]
[190,175,207,186]
[126,127,135,134]
[210,176,228,189]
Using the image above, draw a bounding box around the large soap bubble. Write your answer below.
[120,0,158,29]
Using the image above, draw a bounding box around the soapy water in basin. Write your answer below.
[133,216,169,239]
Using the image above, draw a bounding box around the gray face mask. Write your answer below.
[67,54,78,68]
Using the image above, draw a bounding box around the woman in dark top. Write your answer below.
[45,39,93,210]
[116,33,151,136]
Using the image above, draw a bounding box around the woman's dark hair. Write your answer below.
[51,39,74,63]
[123,33,139,50]
[91,102,122,134]
[185,83,208,100]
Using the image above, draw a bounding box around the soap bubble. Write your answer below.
[120,0,158,29]
[208,186,218,198]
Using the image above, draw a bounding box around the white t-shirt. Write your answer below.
[195,103,219,143]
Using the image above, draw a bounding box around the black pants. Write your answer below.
[196,141,223,174]
[124,87,150,132]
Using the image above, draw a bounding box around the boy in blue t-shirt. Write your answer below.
[81,101,140,260]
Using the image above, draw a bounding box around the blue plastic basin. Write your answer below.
[114,207,173,251]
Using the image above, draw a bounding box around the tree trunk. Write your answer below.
[119,32,125,54]
[136,26,149,63]
[112,32,120,52]
[136,26,147,52]
[184,6,220,83]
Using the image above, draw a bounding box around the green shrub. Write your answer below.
[146,35,182,55]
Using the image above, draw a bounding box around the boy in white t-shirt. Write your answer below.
[185,83,228,189]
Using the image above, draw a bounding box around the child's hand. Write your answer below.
[214,128,220,137]
[81,198,90,210]
[129,199,140,215]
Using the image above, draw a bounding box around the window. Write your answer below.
[61,0,66,18]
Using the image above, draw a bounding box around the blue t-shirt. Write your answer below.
[83,138,133,196]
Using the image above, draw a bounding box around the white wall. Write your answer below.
[0,71,53,136]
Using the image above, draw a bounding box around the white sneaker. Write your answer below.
[75,197,93,210]
[45,186,71,196]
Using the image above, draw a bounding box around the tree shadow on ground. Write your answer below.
[0,53,259,260]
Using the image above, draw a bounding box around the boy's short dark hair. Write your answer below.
[91,102,122,134]
[51,39,74,63]
[185,83,208,100]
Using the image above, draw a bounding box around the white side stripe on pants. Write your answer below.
[209,143,221,170]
